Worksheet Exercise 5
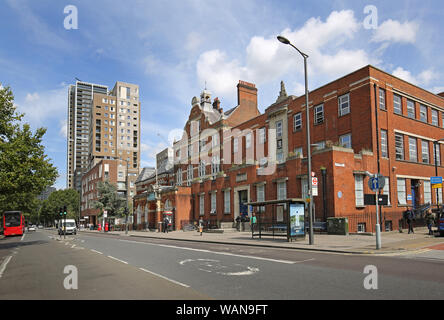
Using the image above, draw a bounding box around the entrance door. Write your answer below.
[411,179,421,209]
[239,190,248,218]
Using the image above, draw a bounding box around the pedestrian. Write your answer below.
[407,209,415,234]
[426,211,435,236]
[199,218,204,236]
[164,217,169,233]
[235,216,241,231]
[250,212,257,233]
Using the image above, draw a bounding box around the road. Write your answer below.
[0,229,443,300]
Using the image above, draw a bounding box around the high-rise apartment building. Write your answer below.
[67,81,141,203]
[67,81,108,191]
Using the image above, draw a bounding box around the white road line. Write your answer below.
[119,239,300,264]
[21,234,25,241]
[91,249,103,254]
[139,268,190,288]
[0,256,12,279]
[107,256,128,264]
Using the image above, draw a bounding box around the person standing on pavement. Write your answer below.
[426,211,435,236]
[407,209,415,234]
[250,212,257,233]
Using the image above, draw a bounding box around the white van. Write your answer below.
[58,219,77,235]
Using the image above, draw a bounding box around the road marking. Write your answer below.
[71,245,76,248]
[139,268,190,288]
[0,256,12,279]
[21,234,25,241]
[91,249,103,254]
[119,239,299,264]
[107,256,128,264]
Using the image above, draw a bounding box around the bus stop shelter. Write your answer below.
[246,198,306,242]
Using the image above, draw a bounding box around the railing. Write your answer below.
[344,211,426,233]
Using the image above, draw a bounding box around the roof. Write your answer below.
[135,167,155,184]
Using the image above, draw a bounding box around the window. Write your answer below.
[433,143,441,166]
[276,120,283,138]
[420,105,427,122]
[256,184,265,213]
[421,140,429,163]
[199,161,206,177]
[293,113,302,131]
[395,133,404,160]
[210,193,216,214]
[314,104,324,124]
[397,178,407,205]
[431,109,438,126]
[338,94,350,116]
[259,127,266,144]
[294,147,303,158]
[314,141,325,150]
[277,151,284,163]
[246,133,252,149]
[355,175,364,206]
[277,181,286,200]
[381,130,388,158]
[393,94,402,115]
[339,133,352,149]
[383,177,391,205]
[212,133,219,148]
[408,137,417,162]
[379,88,386,110]
[176,168,182,185]
[187,164,193,181]
[357,223,366,233]
[211,155,220,174]
[233,138,238,153]
[199,195,204,216]
[224,191,230,214]
[436,187,443,204]
[406,99,415,119]
[424,181,432,205]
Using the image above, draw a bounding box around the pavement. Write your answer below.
[79,226,444,255]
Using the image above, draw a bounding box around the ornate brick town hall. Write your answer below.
[133,65,444,233]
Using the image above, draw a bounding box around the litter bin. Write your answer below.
[158,221,163,232]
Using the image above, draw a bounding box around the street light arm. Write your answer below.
[289,43,308,58]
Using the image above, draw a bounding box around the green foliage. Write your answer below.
[92,181,127,218]
[0,85,58,214]
[39,189,80,222]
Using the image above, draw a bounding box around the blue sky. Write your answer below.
[0,0,443,190]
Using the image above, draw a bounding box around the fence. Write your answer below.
[344,211,426,233]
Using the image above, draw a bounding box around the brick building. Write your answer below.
[134,65,444,233]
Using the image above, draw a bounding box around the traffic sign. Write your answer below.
[431,176,443,185]
[432,183,442,189]
[312,177,318,186]
[367,174,385,191]
[312,186,318,196]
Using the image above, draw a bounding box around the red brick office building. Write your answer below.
[135,65,444,233]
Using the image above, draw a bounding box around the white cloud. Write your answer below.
[59,119,67,139]
[16,85,68,131]
[392,67,439,87]
[196,10,373,99]
[372,19,419,44]
[392,67,419,85]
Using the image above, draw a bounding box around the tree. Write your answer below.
[39,189,80,225]
[92,181,126,218]
[0,85,58,213]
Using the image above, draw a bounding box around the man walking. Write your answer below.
[426,211,435,236]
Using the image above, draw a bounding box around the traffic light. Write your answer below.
[59,207,63,216]
[63,206,67,215]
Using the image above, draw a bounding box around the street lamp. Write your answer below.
[277,35,314,245]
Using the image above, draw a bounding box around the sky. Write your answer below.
[0,0,443,190]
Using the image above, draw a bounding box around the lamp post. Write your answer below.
[277,35,314,245]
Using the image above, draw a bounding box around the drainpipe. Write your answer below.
[321,167,327,222]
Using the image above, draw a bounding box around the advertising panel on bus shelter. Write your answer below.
[289,202,305,238]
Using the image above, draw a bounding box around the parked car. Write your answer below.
[28,225,36,232]
[439,211,444,237]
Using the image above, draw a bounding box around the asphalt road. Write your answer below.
[0,229,443,300]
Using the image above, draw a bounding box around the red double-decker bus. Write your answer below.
[2,211,25,236]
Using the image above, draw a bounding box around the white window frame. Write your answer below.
[393,94,402,115]
[293,113,302,131]
[314,104,324,124]
[420,104,427,122]
[395,133,404,160]
[381,129,388,158]
[424,180,432,205]
[431,109,438,126]
[397,178,407,205]
[379,88,386,110]
[199,195,204,216]
[277,181,286,200]
[406,99,415,119]
[224,190,230,214]
[339,133,352,149]
[408,137,417,162]
[210,192,217,214]
[421,140,429,164]
[276,120,283,138]
[338,93,350,116]
[355,175,364,206]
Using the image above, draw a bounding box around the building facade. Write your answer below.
[134,65,444,233]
